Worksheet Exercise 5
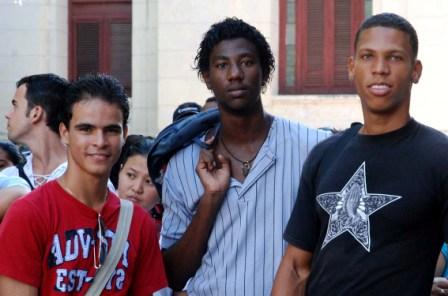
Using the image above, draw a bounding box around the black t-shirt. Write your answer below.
[284,119,448,296]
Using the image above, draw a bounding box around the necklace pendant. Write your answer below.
[242,161,251,177]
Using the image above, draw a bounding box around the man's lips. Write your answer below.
[368,83,391,96]
[227,87,247,98]
[87,153,110,160]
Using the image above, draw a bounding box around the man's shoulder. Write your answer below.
[4,182,56,222]
[1,165,19,177]
[170,140,201,163]
[274,116,332,135]
[0,174,30,190]
[416,121,448,143]
[304,124,358,158]
[19,180,59,203]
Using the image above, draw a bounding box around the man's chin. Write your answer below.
[220,102,258,117]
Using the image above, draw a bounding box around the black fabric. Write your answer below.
[284,119,448,295]
[17,164,34,190]
[147,108,220,197]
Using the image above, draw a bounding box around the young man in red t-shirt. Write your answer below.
[0,74,168,295]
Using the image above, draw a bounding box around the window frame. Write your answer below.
[279,0,365,94]
[68,0,132,94]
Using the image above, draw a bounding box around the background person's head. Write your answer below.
[0,140,24,171]
[194,17,275,91]
[116,135,159,211]
[172,102,202,122]
[202,97,218,111]
[6,73,69,142]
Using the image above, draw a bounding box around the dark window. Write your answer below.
[69,0,132,96]
[279,0,370,94]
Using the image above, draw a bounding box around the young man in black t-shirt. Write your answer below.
[272,13,448,296]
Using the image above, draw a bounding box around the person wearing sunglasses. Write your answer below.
[0,74,168,295]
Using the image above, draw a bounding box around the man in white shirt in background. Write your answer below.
[3,73,69,189]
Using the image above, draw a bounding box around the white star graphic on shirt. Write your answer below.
[316,162,401,252]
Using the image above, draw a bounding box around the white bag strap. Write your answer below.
[86,199,134,296]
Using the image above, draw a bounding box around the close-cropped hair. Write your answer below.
[354,12,419,60]
[16,73,69,135]
[0,140,25,166]
[110,135,154,188]
[62,73,130,128]
[194,17,275,88]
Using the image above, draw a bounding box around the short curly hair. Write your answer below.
[194,17,275,89]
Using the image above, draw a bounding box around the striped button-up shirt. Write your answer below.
[161,116,330,296]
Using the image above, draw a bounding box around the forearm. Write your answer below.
[272,245,312,296]
[163,192,225,291]
[0,276,37,296]
[272,263,308,296]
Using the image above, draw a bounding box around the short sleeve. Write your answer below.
[0,198,47,286]
[160,160,193,250]
[283,146,322,252]
[0,166,20,178]
[0,174,31,190]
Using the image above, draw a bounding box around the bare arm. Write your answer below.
[0,276,37,296]
[163,150,230,291]
[432,251,448,295]
[0,186,30,220]
[272,244,313,296]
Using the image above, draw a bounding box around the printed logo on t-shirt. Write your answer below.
[316,162,401,252]
[48,227,129,293]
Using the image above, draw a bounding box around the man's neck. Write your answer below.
[58,171,109,212]
[24,131,67,175]
[360,112,411,135]
[219,108,271,144]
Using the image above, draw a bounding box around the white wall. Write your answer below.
[147,0,363,132]
[151,0,282,131]
[1,0,447,137]
[372,0,448,132]
[145,0,448,132]
[132,0,159,136]
[0,0,68,138]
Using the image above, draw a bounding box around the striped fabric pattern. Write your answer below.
[161,116,330,296]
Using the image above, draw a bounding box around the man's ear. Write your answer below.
[347,56,355,81]
[59,122,69,146]
[122,125,128,140]
[29,105,43,124]
[411,59,423,84]
[202,72,212,90]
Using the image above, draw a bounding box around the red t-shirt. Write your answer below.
[0,180,168,295]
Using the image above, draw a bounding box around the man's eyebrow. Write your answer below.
[74,123,94,129]
[104,124,123,132]
[212,52,256,61]
[211,55,230,61]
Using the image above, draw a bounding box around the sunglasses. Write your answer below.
[93,214,108,269]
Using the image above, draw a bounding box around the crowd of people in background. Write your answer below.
[0,12,447,296]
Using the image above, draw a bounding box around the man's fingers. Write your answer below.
[204,135,215,146]
[216,154,231,171]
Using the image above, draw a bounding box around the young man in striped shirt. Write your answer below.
[161,18,330,295]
